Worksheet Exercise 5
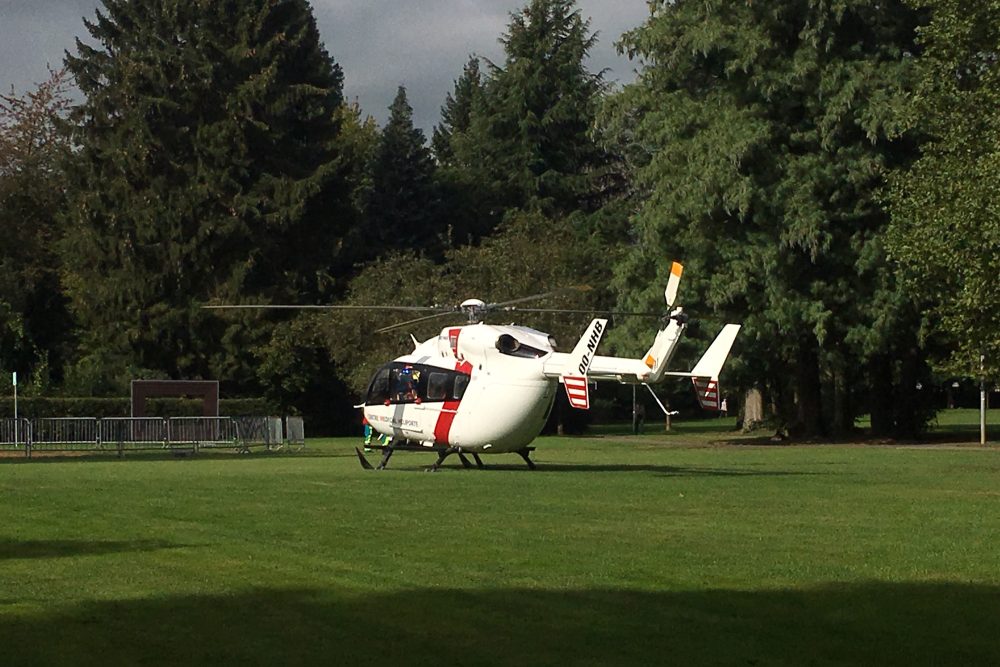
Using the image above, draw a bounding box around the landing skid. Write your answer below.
[354,443,536,471]
[516,447,537,470]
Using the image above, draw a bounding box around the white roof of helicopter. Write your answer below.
[394,322,557,369]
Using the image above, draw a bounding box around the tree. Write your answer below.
[463,0,606,218]
[61,0,358,393]
[322,211,608,398]
[887,0,1000,378]
[0,69,75,391]
[364,86,440,259]
[431,57,498,245]
[611,0,930,437]
[432,57,483,167]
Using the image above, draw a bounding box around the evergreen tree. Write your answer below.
[0,69,75,390]
[464,0,606,218]
[364,86,439,258]
[432,56,483,166]
[431,57,497,245]
[611,0,929,437]
[887,0,1000,378]
[61,0,358,392]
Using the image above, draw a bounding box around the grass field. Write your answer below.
[2,415,1000,665]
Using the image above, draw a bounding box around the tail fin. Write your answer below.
[561,318,608,410]
[690,324,741,380]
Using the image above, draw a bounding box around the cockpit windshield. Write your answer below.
[365,362,470,405]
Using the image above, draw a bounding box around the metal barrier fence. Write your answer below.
[0,416,301,458]
[100,417,169,453]
[31,417,101,452]
[230,416,272,450]
[167,417,240,450]
[268,416,284,445]
[287,416,305,447]
[0,418,30,451]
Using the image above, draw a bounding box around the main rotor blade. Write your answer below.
[202,304,447,312]
[488,285,591,310]
[374,311,459,334]
[500,307,663,317]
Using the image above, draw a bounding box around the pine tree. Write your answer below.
[431,57,498,245]
[364,86,439,258]
[432,56,483,167]
[611,0,929,437]
[465,0,606,218]
[62,0,358,391]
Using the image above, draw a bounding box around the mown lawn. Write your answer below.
[1,424,999,665]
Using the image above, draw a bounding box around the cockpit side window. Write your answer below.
[453,374,469,399]
[391,365,423,403]
[427,372,449,400]
[365,364,392,405]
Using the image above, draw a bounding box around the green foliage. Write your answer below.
[322,211,615,397]
[887,0,1000,377]
[0,396,276,418]
[611,0,929,437]
[0,69,75,385]
[61,0,359,392]
[431,56,483,167]
[364,86,440,258]
[432,57,497,246]
[335,101,379,230]
[462,0,607,218]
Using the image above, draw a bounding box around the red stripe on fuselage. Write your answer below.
[433,329,472,445]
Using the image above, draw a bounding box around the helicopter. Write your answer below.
[208,261,740,471]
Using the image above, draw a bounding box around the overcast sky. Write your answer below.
[0,0,650,133]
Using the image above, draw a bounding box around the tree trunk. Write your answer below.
[829,364,854,438]
[792,336,824,438]
[869,354,894,438]
[893,345,923,439]
[741,387,765,433]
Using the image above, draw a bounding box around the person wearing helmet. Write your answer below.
[396,366,420,402]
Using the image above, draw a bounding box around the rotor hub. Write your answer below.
[460,298,488,323]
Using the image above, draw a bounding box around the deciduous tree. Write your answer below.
[887,0,1000,378]
[0,69,74,390]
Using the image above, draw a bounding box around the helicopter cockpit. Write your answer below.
[365,362,470,406]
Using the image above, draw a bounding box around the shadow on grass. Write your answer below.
[466,463,818,477]
[0,539,183,561]
[2,582,998,665]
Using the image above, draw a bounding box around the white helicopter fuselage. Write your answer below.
[360,261,742,460]
[362,324,559,453]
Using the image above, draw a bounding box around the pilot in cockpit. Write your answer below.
[396,366,420,402]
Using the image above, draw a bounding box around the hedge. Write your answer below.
[0,397,279,419]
